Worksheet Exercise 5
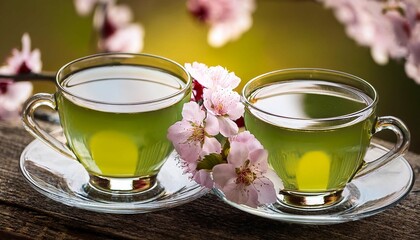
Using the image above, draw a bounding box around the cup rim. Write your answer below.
[55,52,191,106]
[242,68,378,122]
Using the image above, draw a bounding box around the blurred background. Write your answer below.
[1,0,419,153]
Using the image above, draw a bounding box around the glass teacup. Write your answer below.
[22,53,191,202]
[242,68,410,209]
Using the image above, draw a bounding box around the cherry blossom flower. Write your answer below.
[168,62,276,207]
[93,1,132,31]
[93,1,144,53]
[185,62,241,103]
[321,0,420,83]
[167,101,221,163]
[203,87,244,137]
[0,33,40,120]
[185,62,241,90]
[212,140,277,208]
[0,34,42,74]
[184,62,244,136]
[322,0,407,64]
[373,0,420,63]
[186,0,256,47]
[98,24,144,53]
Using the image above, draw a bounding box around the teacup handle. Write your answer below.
[355,116,410,178]
[22,93,77,160]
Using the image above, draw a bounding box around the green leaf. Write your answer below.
[222,140,230,159]
[197,153,224,170]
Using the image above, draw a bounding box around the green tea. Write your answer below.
[56,65,189,177]
[245,80,374,192]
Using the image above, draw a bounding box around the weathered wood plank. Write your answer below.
[0,204,117,240]
[1,193,419,240]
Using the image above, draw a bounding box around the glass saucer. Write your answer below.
[19,137,209,214]
[213,142,415,225]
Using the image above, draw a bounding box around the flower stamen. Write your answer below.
[187,124,205,144]
[235,160,257,186]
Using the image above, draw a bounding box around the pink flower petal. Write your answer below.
[248,148,269,171]
[242,187,259,208]
[185,62,241,90]
[21,33,31,57]
[74,0,98,16]
[264,168,283,193]
[203,87,243,121]
[202,88,213,111]
[227,102,244,120]
[2,33,42,74]
[217,116,238,137]
[193,169,214,188]
[208,66,240,89]
[405,58,420,84]
[7,82,33,104]
[251,177,277,205]
[204,113,219,136]
[201,136,222,156]
[167,121,192,144]
[178,141,202,163]
[28,49,42,73]
[189,0,255,48]
[222,182,244,203]
[227,141,249,167]
[0,82,33,120]
[212,163,236,188]
[229,131,263,152]
[182,101,205,123]
[94,2,133,29]
[99,24,144,53]
[182,160,198,176]
[167,121,201,162]
[405,25,420,84]
[185,62,211,88]
[223,181,258,208]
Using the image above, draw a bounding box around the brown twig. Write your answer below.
[0,72,56,81]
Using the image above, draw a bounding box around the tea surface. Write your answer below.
[57,66,189,177]
[245,80,374,192]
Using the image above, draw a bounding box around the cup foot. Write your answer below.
[269,185,360,215]
[278,189,344,209]
[84,174,165,203]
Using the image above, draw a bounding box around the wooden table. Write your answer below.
[0,121,419,239]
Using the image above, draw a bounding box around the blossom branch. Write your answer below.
[186,0,256,48]
[167,62,277,208]
[1,33,42,120]
[320,0,420,84]
[0,72,56,81]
